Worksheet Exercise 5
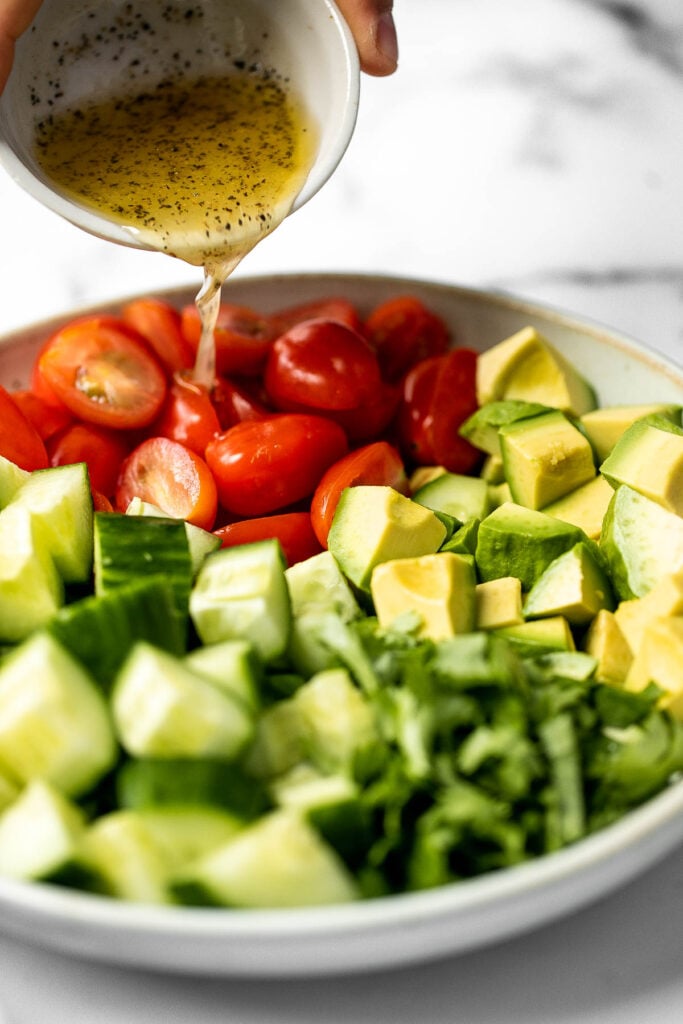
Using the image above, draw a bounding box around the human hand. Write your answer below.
[0,0,397,94]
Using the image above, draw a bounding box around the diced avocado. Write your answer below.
[584,609,633,684]
[0,503,64,643]
[327,486,447,592]
[125,496,221,576]
[293,668,379,773]
[476,326,596,416]
[440,516,480,556]
[0,454,30,509]
[600,485,683,600]
[475,576,524,630]
[413,471,490,522]
[0,780,86,882]
[488,481,513,508]
[370,552,476,640]
[624,617,683,719]
[529,650,597,682]
[495,616,576,656]
[543,474,614,541]
[523,542,614,627]
[0,769,18,813]
[499,410,596,510]
[459,399,551,456]
[408,465,446,492]
[580,403,681,464]
[479,453,506,484]
[475,502,586,591]
[600,416,683,516]
[613,570,683,656]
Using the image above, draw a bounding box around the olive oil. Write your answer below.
[33,71,319,385]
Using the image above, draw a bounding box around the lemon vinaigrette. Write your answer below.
[33,70,319,385]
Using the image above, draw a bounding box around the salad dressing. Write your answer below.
[33,71,319,386]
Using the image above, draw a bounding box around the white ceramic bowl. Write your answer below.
[0,273,682,978]
[0,0,359,248]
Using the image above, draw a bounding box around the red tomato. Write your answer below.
[210,375,272,430]
[328,379,401,443]
[48,422,132,498]
[310,441,408,547]
[92,491,114,512]
[35,316,167,430]
[264,319,382,413]
[116,437,218,530]
[214,512,322,567]
[10,389,73,441]
[270,297,363,335]
[0,385,49,470]
[152,375,221,455]
[365,296,451,383]
[397,348,482,473]
[181,303,278,376]
[122,298,195,376]
[205,414,348,517]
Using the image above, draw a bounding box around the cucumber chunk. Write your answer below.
[116,757,269,820]
[0,503,64,643]
[190,539,291,662]
[0,454,30,508]
[125,497,221,576]
[0,632,117,796]
[293,668,379,774]
[0,779,86,881]
[184,640,261,712]
[112,642,255,760]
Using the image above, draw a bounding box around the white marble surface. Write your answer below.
[1,0,683,1021]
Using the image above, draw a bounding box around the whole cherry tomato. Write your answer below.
[48,422,132,498]
[152,375,221,455]
[181,303,279,376]
[35,316,167,430]
[116,436,218,530]
[214,512,322,567]
[310,441,408,547]
[365,295,451,383]
[0,385,49,471]
[10,389,73,441]
[264,319,382,412]
[205,413,348,517]
[122,297,195,376]
[269,297,363,336]
[327,379,401,443]
[210,376,272,430]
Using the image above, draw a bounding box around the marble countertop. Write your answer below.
[1,1,683,1021]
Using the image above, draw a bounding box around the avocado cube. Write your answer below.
[370,551,477,640]
[600,416,683,516]
[543,475,614,541]
[624,617,683,719]
[459,399,551,457]
[580,403,681,464]
[600,485,683,600]
[584,609,633,685]
[523,541,614,627]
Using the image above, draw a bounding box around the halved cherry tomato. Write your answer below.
[214,512,322,566]
[397,348,481,473]
[264,319,382,412]
[10,389,73,441]
[47,423,132,499]
[116,436,218,530]
[0,385,49,470]
[310,441,408,547]
[210,375,272,430]
[365,296,451,383]
[92,492,114,513]
[205,413,348,517]
[181,303,279,376]
[152,375,221,455]
[35,316,167,429]
[122,298,195,376]
[269,297,363,335]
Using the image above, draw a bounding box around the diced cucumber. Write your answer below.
[116,757,269,820]
[0,780,86,881]
[413,471,491,523]
[125,497,221,576]
[0,454,29,508]
[9,462,93,582]
[0,632,117,796]
[242,699,305,779]
[172,809,360,908]
[184,640,261,712]
[189,539,291,662]
[293,668,379,774]
[0,767,19,813]
[94,512,193,631]
[0,503,64,643]
[46,576,185,691]
[131,806,245,872]
[112,642,254,760]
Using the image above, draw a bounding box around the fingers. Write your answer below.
[0,0,43,92]
[337,0,398,77]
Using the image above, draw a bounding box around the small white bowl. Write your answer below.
[0,0,359,249]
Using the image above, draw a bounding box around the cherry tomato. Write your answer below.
[47,423,132,498]
[181,303,278,376]
[35,316,167,430]
[310,441,408,547]
[365,296,451,383]
[205,413,348,517]
[214,512,322,567]
[10,389,73,441]
[270,297,363,335]
[328,379,401,443]
[116,437,218,530]
[397,348,482,473]
[210,375,272,430]
[152,375,221,455]
[0,385,49,471]
[264,319,382,413]
[93,492,115,513]
[122,298,195,376]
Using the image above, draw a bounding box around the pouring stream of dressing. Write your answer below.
[33,69,319,387]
